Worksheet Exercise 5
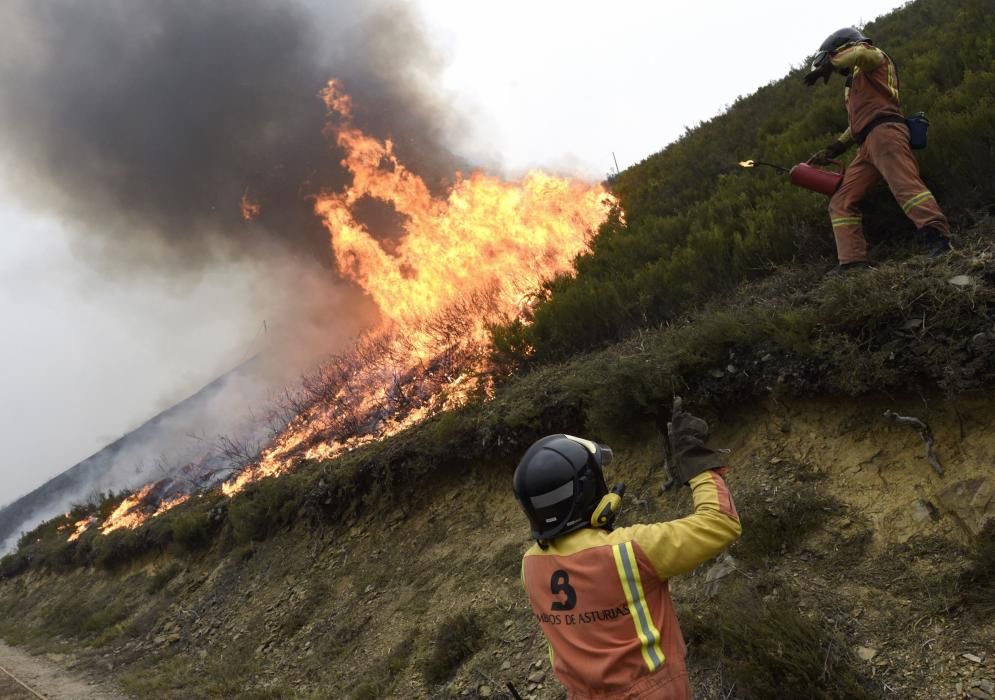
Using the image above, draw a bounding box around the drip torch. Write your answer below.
[738,158,845,196]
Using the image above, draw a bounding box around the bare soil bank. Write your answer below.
[1,395,992,698]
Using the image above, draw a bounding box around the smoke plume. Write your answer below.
[0,0,466,270]
[0,0,474,550]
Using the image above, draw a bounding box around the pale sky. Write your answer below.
[0,0,905,505]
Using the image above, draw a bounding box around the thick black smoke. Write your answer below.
[0,0,466,269]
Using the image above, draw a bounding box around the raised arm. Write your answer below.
[830,43,884,72]
[628,470,741,580]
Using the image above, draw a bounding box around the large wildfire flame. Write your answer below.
[70,78,616,535]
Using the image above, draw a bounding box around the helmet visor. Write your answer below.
[811,51,829,71]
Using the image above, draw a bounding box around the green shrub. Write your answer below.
[422,612,484,685]
[0,552,29,579]
[961,521,995,618]
[171,509,218,551]
[146,562,182,594]
[491,0,995,363]
[685,581,874,699]
[91,529,145,570]
[353,636,414,700]
[227,477,299,543]
[733,487,841,563]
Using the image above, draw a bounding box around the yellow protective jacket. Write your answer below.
[830,42,902,145]
[522,470,741,700]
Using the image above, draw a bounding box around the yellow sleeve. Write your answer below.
[626,471,741,581]
[830,44,884,72]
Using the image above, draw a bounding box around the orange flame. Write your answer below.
[315,79,613,347]
[153,493,190,517]
[99,484,155,535]
[60,77,616,517]
[240,190,261,221]
[67,516,97,542]
[219,79,616,495]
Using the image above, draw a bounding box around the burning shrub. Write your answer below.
[422,611,485,685]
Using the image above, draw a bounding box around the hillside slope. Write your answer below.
[3,0,995,697]
[500,0,995,362]
[0,395,993,698]
[1,237,994,699]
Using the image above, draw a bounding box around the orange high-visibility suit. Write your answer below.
[522,471,740,699]
[827,43,950,264]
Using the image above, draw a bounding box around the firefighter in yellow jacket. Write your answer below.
[804,27,951,272]
[513,399,741,699]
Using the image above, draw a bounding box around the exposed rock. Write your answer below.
[909,499,939,524]
[973,679,995,694]
[963,653,984,664]
[528,670,546,684]
[935,479,995,535]
[856,646,878,661]
[501,660,511,671]
[703,553,738,598]
[948,274,973,287]
[478,685,492,698]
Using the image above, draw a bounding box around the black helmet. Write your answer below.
[812,27,872,70]
[513,434,614,543]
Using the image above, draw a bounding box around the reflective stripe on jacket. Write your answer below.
[522,471,741,699]
[830,43,902,143]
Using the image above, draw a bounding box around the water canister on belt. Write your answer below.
[789,162,844,196]
[906,112,929,150]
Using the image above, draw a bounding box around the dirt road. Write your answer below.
[0,641,129,700]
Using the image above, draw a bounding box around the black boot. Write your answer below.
[916,226,952,257]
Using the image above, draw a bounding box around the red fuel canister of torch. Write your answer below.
[788,160,845,196]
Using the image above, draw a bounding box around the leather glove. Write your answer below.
[667,397,730,487]
[808,140,848,165]
[803,62,832,87]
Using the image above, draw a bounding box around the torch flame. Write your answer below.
[739,160,755,168]
[240,191,261,221]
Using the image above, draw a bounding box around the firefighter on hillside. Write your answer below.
[512,399,741,699]
[804,27,951,273]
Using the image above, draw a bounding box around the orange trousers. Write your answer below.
[828,121,949,264]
